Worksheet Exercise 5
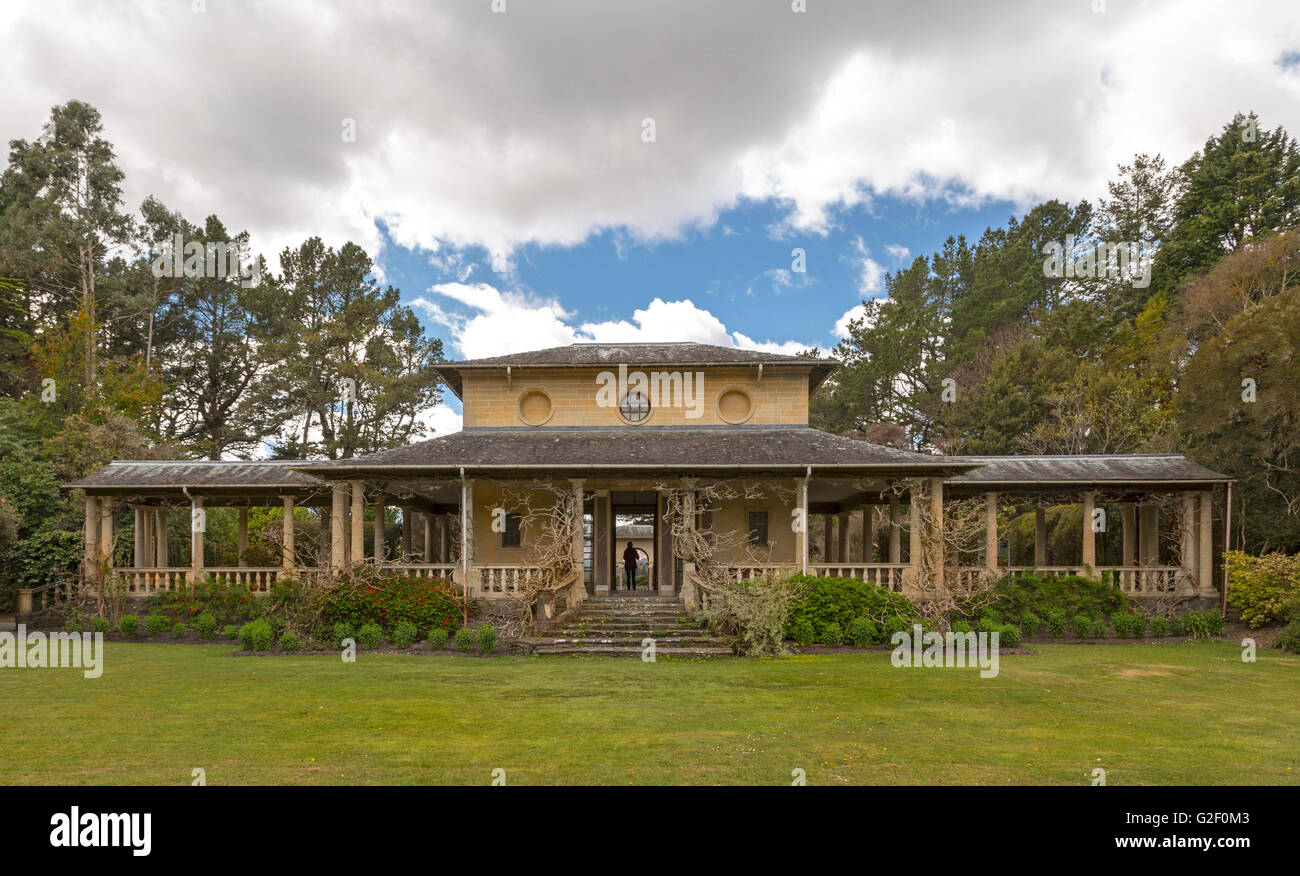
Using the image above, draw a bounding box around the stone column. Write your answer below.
[331,484,348,572]
[437,514,449,563]
[99,497,115,571]
[836,511,850,563]
[985,492,998,571]
[908,480,923,569]
[1198,491,1215,596]
[889,495,901,564]
[83,495,101,597]
[281,496,295,570]
[797,477,809,574]
[681,486,697,607]
[237,508,249,568]
[422,512,434,563]
[401,505,413,558]
[372,495,386,563]
[860,508,872,563]
[350,481,365,567]
[1081,491,1096,570]
[460,478,475,594]
[133,505,148,569]
[156,508,169,566]
[927,477,945,589]
[1122,503,1136,566]
[821,514,833,563]
[570,479,588,603]
[1034,507,1047,567]
[1139,504,1159,564]
[189,496,204,584]
[1180,493,1196,578]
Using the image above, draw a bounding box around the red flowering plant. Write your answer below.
[325,571,472,636]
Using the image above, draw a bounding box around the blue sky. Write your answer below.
[384,192,1017,354]
[7,0,1297,436]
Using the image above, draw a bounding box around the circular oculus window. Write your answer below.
[517,389,554,426]
[619,390,651,423]
[717,387,754,424]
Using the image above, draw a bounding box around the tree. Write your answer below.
[0,100,134,390]
[1154,113,1300,296]
[266,237,443,459]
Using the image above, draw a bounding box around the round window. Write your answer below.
[619,390,651,423]
[717,387,754,424]
[517,389,554,426]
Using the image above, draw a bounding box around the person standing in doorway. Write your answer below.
[622,541,638,591]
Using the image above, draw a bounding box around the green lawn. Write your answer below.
[2,641,1297,785]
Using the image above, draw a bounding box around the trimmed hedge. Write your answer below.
[785,575,920,642]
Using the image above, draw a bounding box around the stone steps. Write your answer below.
[525,594,732,657]
[528,642,734,657]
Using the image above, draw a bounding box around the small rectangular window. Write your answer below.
[503,513,522,547]
[748,511,768,546]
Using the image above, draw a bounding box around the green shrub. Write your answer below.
[144,613,171,637]
[820,621,844,647]
[1150,616,1169,637]
[976,616,999,635]
[194,613,217,638]
[145,577,261,627]
[883,615,915,640]
[1045,610,1067,638]
[325,572,468,637]
[788,617,815,646]
[1224,550,1300,627]
[1170,614,1187,636]
[64,613,88,633]
[119,614,140,637]
[221,624,239,640]
[1110,611,1131,637]
[91,616,110,634]
[476,623,498,654]
[1130,613,1149,638]
[427,627,449,649]
[785,575,920,642]
[846,617,879,647]
[996,623,1021,648]
[1273,621,1300,654]
[1179,609,1225,640]
[454,627,475,653]
[391,620,418,649]
[1020,612,1040,639]
[239,619,273,651]
[331,621,354,647]
[991,571,1130,631]
[951,619,973,633]
[1088,618,1109,638]
[171,623,186,639]
[278,632,300,651]
[357,622,383,649]
[1070,615,1090,638]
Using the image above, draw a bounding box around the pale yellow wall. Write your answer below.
[460,365,810,428]
[707,494,799,566]
[471,481,565,565]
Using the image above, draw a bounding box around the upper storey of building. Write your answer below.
[436,342,837,429]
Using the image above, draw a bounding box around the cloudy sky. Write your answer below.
[4,0,1299,435]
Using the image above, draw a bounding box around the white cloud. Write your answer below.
[850,236,886,295]
[4,0,1296,266]
[885,244,911,262]
[415,286,824,359]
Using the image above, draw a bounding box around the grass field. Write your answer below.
[1,640,1296,785]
